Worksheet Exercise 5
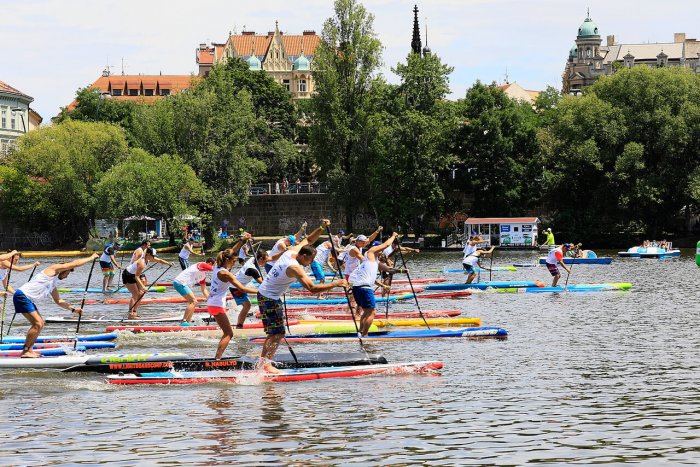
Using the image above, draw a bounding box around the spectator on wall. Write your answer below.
[282,177,289,194]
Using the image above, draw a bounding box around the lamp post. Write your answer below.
[95,91,111,121]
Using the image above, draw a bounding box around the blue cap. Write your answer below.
[563,243,572,248]
[339,230,345,235]
[286,235,296,246]
[371,241,381,247]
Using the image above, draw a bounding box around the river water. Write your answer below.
[1,250,699,464]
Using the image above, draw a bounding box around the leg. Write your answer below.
[21,311,44,358]
[236,301,251,328]
[359,307,376,336]
[466,272,476,284]
[257,294,285,373]
[213,312,234,359]
[126,284,141,318]
[260,334,284,373]
[552,272,561,287]
[182,293,197,323]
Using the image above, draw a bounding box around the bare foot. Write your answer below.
[20,351,41,358]
[262,362,282,374]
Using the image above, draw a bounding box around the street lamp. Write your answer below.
[10,107,26,133]
[95,91,111,121]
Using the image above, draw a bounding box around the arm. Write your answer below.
[367,233,398,261]
[45,253,99,275]
[228,234,251,257]
[51,288,81,314]
[294,222,307,243]
[1,261,39,272]
[152,256,173,266]
[294,219,330,251]
[199,281,209,298]
[0,250,19,261]
[288,264,347,293]
[364,226,383,244]
[219,269,257,294]
[110,255,122,269]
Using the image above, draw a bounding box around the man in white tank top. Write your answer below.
[0,251,40,293]
[463,246,496,283]
[12,253,99,358]
[257,219,348,373]
[264,222,307,273]
[349,233,397,335]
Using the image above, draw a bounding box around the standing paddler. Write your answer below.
[229,249,269,329]
[265,222,307,273]
[1,251,40,293]
[173,257,215,326]
[206,234,259,359]
[99,241,124,292]
[348,233,397,335]
[544,243,572,287]
[257,219,348,373]
[463,246,496,283]
[11,254,99,358]
[122,248,173,319]
[178,237,204,270]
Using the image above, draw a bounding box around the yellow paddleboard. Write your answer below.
[374,317,481,327]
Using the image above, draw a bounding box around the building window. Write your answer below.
[10,113,15,130]
[1,108,6,129]
[586,48,591,58]
[161,89,170,96]
[112,89,122,96]
[297,79,307,93]
[144,89,154,96]
[283,79,290,92]
[128,89,138,96]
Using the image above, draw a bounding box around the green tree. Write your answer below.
[55,87,136,131]
[310,0,383,229]
[94,149,209,239]
[452,82,540,216]
[7,120,130,238]
[393,52,453,114]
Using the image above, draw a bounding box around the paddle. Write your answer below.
[563,260,573,293]
[326,228,367,352]
[6,262,37,336]
[127,264,172,317]
[75,257,97,348]
[0,253,17,344]
[395,238,430,329]
[489,252,494,282]
[384,272,392,321]
[115,245,126,290]
[247,238,298,365]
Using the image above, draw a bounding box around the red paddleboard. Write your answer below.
[106,321,299,333]
[289,288,420,297]
[417,291,472,299]
[105,295,230,305]
[105,361,444,385]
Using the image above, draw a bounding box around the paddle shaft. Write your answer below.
[115,246,126,290]
[127,265,172,316]
[396,243,430,329]
[564,260,573,292]
[0,254,17,344]
[75,258,97,346]
[489,254,493,282]
[6,263,37,336]
[248,239,298,365]
[327,229,366,350]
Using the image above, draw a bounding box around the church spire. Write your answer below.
[411,5,422,54]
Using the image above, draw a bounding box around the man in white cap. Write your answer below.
[343,227,383,280]
[544,228,556,247]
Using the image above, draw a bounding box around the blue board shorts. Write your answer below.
[178,257,189,270]
[173,281,193,297]
[13,290,38,314]
[310,261,325,281]
[100,260,115,277]
[352,286,376,309]
[257,292,285,335]
[546,263,560,276]
[229,287,250,306]
[462,263,476,274]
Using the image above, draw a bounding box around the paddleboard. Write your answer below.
[495,282,633,293]
[57,286,167,293]
[537,257,613,265]
[0,347,86,357]
[425,281,544,290]
[372,317,481,327]
[256,310,462,320]
[0,332,119,344]
[46,315,184,324]
[416,291,472,299]
[250,327,508,343]
[0,342,115,351]
[0,352,188,369]
[64,352,388,374]
[105,360,444,385]
[106,322,374,336]
[428,266,517,273]
[290,287,420,296]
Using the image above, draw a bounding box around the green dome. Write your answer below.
[569,44,578,58]
[577,17,599,37]
[293,54,310,71]
[247,54,262,71]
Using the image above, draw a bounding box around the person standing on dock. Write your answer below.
[463,246,496,283]
[173,257,216,326]
[350,233,397,335]
[544,243,572,287]
[99,241,124,292]
[544,228,556,248]
[256,219,348,373]
[12,254,99,358]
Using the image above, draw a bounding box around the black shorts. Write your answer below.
[122,270,137,285]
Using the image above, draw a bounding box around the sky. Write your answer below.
[2,0,698,121]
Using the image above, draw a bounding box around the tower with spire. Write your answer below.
[411,5,422,54]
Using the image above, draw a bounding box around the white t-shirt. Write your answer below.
[258,251,299,300]
[348,257,378,287]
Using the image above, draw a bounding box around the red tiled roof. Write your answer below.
[465,217,540,224]
[65,75,195,110]
[0,80,32,100]
[226,33,320,57]
[198,48,214,65]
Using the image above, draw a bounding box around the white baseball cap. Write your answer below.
[356,235,368,242]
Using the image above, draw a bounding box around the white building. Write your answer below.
[0,80,42,157]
